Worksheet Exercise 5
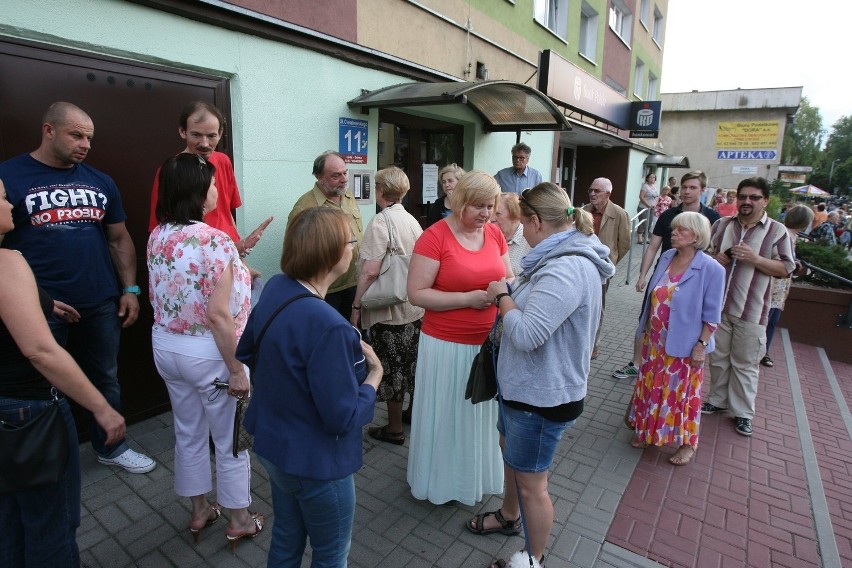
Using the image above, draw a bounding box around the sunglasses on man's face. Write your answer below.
[736,194,764,202]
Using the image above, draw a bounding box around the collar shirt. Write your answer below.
[494,165,543,195]
[710,213,795,325]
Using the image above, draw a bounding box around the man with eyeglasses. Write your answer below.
[288,150,363,320]
[701,177,794,437]
[494,142,542,194]
[613,170,720,379]
[582,177,630,359]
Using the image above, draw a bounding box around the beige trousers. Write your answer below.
[707,313,766,419]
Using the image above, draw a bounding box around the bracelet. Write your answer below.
[352,305,361,310]
[494,293,510,305]
[697,339,708,347]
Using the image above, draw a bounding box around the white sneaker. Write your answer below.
[97,448,157,474]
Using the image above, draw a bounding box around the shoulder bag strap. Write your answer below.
[381,209,398,254]
[248,292,317,380]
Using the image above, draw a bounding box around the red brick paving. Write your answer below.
[605,335,852,567]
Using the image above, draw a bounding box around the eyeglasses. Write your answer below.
[346,238,358,247]
[736,194,764,202]
[512,155,529,162]
[520,188,542,219]
[588,187,606,194]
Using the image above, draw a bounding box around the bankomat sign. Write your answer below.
[629,101,662,138]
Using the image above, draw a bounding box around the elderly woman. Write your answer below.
[471,182,616,568]
[351,166,424,445]
[492,192,531,276]
[407,170,513,506]
[630,212,725,465]
[237,207,383,566]
[426,163,465,227]
[147,154,261,548]
[0,179,126,566]
[637,172,659,244]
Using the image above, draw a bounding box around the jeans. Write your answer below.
[497,403,575,473]
[259,456,354,568]
[765,307,782,351]
[49,298,128,458]
[0,397,81,567]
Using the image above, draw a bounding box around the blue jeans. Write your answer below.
[49,298,127,458]
[765,307,782,352]
[258,456,354,568]
[0,397,81,567]
[497,403,575,473]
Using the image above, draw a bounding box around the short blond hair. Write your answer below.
[374,166,410,202]
[520,182,594,236]
[450,171,500,214]
[670,211,711,251]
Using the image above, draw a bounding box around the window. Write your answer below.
[579,2,599,61]
[647,71,658,100]
[604,76,627,97]
[534,0,569,39]
[609,0,633,44]
[634,58,645,98]
[652,7,664,45]
[639,0,651,28]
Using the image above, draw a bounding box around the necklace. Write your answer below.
[299,279,322,297]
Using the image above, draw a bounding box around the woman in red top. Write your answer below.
[716,190,738,217]
[406,171,513,505]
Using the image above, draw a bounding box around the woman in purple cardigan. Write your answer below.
[629,212,724,465]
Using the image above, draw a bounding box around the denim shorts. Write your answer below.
[497,403,575,473]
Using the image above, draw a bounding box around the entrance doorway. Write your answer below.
[377,110,463,224]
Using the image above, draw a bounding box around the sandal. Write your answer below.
[368,425,405,445]
[189,503,221,543]
[669,445,695,466]
[630,436,648,449]
[226,512,264,552]
[467,509,521,536]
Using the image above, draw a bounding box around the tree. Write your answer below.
[782,96,824,167]
[822,115,852,195]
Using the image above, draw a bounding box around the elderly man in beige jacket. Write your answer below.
[582,177,631,358]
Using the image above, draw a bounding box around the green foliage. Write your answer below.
[821,115,852,194]
[795,241,852,289]
[766,195,782,220]
[782,97,824,167]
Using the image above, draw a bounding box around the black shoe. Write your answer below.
[735,417,753,436]
[701,402,726,415]
[760,355,774,367]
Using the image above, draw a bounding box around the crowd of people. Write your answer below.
[0,100,817,567]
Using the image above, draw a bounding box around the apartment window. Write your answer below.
[639,0,651,28]
[634,58,645,98]
[609,0,633,44]
[579,2,599,61]
[605,76,627,97]
[534,0,569,39]
[652,7,664,45]
[647,71,658,100]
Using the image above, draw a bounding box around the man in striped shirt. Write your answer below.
[701,177,795,436]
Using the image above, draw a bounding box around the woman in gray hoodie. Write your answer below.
[467,182,616,568]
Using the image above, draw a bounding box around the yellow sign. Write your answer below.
[715,121,780,149]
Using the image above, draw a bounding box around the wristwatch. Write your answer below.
[494,292,511,305]
[122,285,141,296]
[697,339,708,347]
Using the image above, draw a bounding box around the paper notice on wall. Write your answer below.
[422,164,439,203]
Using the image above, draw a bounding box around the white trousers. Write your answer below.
[152,331,251,509]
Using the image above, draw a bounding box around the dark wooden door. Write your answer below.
[0,37,230,430]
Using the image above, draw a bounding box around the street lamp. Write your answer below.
[829,158,841,188]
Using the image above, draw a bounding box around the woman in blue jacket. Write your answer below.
[629,211,724,466]
[237,208,383,567]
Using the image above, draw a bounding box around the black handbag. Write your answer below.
[0,388,70,494]
[465,318,501,404]
[233,292,318,457]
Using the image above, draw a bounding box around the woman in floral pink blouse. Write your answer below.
[147,154,263,548]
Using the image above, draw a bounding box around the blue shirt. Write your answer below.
[494,165,543,194]
[0,153,126,307]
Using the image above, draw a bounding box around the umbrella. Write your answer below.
[789,184,829,196]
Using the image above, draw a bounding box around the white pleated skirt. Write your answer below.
[406,332,504,505]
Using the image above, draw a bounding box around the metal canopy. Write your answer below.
[644,155,691,168]
[348,80,571,132]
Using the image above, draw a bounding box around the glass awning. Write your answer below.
[644,155,691,168]
[348,80,571,132]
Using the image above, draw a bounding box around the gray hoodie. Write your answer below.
[498,231,616,408]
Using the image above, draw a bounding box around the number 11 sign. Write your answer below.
[339,117,368,164]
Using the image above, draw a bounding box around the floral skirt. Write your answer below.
[370,320,421,403]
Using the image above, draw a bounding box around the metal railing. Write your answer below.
[794,231,852,328]
[624,207,650,285]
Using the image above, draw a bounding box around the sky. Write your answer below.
[661,0,850,136]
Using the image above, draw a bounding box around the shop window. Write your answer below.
[579,2,599,62]
[534,0,569,39]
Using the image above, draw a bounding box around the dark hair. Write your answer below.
[784,204,813,230]
[736,177,770,198]
[155,153,216,224]
[179,101,225,131]
[312,150,345,176]
[281,208,350,280]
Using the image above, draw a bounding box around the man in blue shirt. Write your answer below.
[0,102,155,474]
[494,143,543,194]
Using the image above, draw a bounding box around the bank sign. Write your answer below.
[717,150,777,160]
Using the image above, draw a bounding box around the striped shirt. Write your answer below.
[710,213,794,325]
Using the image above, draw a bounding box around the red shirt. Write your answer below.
[716,202,737,217]
[148,151,242,242]
[414,220,508,345]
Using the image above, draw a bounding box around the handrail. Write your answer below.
[624,207,650,285]
[798,258,852,329]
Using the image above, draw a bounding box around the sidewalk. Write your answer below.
[76,244,851,567]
